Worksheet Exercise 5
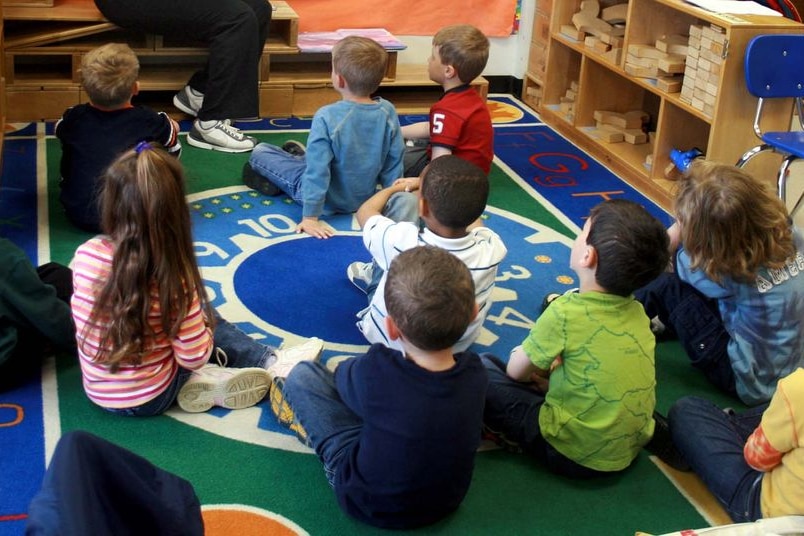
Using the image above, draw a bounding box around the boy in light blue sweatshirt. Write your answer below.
[243,36,406,238]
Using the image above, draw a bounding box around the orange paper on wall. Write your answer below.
[287,0,518,37]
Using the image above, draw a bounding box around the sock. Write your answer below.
[198,119,218,130]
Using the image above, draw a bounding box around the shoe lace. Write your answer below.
[213,347,229,367]
[216,120,245,141]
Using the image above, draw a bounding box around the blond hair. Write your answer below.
[80,43,139,108]
[332,36,388,96]
[675,160,794,283]
[433,24,489,83]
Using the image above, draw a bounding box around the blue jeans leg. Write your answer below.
[669,396,764,522]
[635,272,736,395]
[282,361,362,486]
[480,354,605,478]
[212,313,273,369]
[383,191,419,223]
[249,143,306,204]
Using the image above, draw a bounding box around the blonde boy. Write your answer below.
[244,36,405,238]
[56,43,181,232]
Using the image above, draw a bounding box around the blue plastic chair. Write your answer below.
[736,34,804,216]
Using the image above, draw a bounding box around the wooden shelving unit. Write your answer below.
[2,0,487,121]
[522,0,804,209]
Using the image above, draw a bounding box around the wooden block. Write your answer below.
[628,44,666,59]
[560,24,586,41]
[585,35,600,48]
[658,55,686,74]
[602,47,622,64]
[664,161,681,180]
[656,34,689,54]
[601,34,623,48]
[593,109,648,129]
[623,128,648,144]
[593,40,612,53]
[600,3,628,23]
[627,54,659,68]
[590,127,624,143]
[656,76,683,93]
[572,10,613,38]
[526,85,542,97]
[625,63,659,78]
[689,24,703,38]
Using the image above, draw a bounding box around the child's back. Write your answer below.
[57,43,180,232]
[333,343,486,527]
[300,97,402,217]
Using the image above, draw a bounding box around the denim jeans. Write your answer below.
[668,396,766,522]
[480,354,608,478]
[104,314,273,417]
[282,360,361,486]
[635,272,736,396]
[249,143,306,203]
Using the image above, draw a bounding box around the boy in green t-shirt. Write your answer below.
[480,199,670,477]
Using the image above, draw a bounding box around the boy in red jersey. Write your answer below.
[401,24,493,178]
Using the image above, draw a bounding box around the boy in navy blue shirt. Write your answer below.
[270,246,488,529]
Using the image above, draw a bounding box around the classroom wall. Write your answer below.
[393,0,535,78]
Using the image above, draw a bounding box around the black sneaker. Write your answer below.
[242,161,281,196]
[541,293,562,313]
[282,140,306,157]
[645,411,690,471]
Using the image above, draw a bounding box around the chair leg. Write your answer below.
[778,155,796,203]
[736,144,772,168]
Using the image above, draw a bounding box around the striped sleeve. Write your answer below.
[745,425,784,471]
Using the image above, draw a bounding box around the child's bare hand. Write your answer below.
[296,218,335,239]
[529,373,550,393]
[393,177,420,192]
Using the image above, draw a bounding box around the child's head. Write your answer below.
[90,143,212,369]
[332,36,388,96]
[675,160,794,283]
[385,245,475,351]
[80,43,140,108]
[420,155,489,230]
[431,24,489,84]
[578,199,669,296]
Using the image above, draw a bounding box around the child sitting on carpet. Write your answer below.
[481,199,670,477]
[56,43,182,232]
[242,36,406,238]
[347,155,507,353]
[71,143,322,416]
[667,367,804,522]
[401,24,493,178]
[0,238,74,392]
[271,246,488,529]
[635,160,804,406]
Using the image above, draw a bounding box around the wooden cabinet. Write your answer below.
[2,0,488,121]
[522,0,803,208]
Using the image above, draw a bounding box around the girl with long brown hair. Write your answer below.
[71,142,322,416]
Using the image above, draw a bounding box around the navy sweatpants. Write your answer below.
[26,431,203,536]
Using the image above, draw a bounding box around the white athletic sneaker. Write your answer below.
[188,119,257,153]
[347,261,373,294]
[177,364,270,413]
[173,85,204,117]
[267,337,324,379]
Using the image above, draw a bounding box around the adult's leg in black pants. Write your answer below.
[93,0,271,120]
[27,431,204,535]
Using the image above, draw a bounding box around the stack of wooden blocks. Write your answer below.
[560,0,627,64]
[623,38,687,92]
[558,80,579,122]
[680,24,726,119]
[588,109,649,144]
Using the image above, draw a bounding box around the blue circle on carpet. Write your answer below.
[233,235,369,344]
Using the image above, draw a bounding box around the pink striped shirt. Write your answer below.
[71,237,212,409]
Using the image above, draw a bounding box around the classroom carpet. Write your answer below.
[0,95,745,535]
